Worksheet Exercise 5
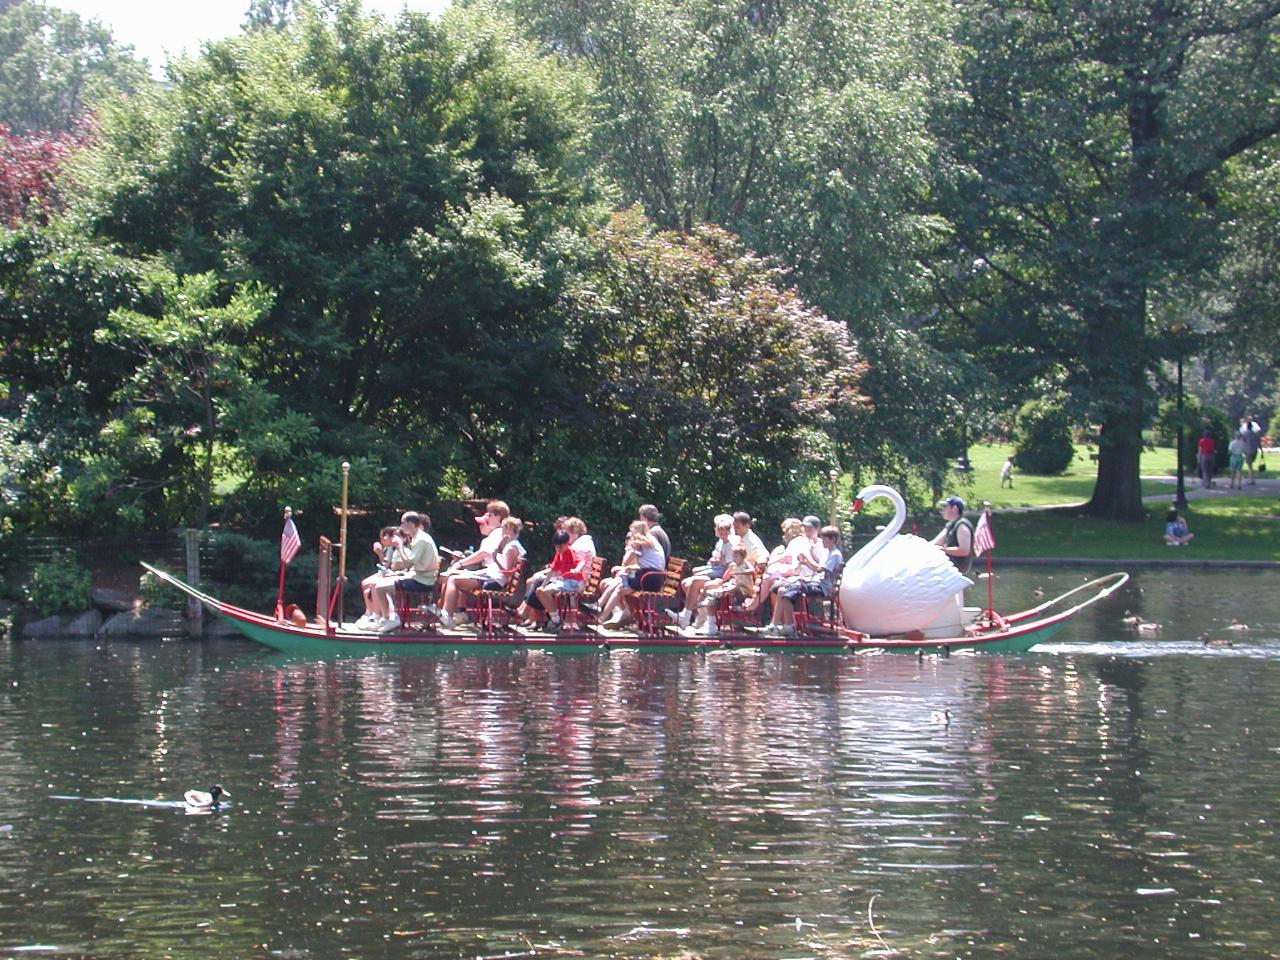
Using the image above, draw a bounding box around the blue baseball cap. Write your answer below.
[940,496,965,511]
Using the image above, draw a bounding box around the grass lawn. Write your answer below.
[956,441,1189,509]
[990,496,1280,562]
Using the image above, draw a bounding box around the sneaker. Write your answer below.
[357,617,382,632]
[424,603,442,620]
[437,611,456,630]
[693,619,718,638]
[547,615,561,630]
[377,613,401,633]
[356,612,377,627]
[664,608,681,624]
[678,609,693,629]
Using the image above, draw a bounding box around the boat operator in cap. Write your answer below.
[931,495,974,575]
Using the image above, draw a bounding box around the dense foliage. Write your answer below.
[0,2,876,550]
[928,0,1280,519]
[538,208,868,534]
[1,0,1279,568]
[1012,397,1074,476]
[0,121,89,224]
[0,0,149,132]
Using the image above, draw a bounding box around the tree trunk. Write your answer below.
[198,383,214,529]
[1086,403,1145,521]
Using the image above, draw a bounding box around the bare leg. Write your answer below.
[683,575,710,613]
[771,593,795,627]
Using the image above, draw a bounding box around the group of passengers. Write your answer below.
[353,499,847,638]
[355,500,524,632]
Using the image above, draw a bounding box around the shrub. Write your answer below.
[138,569,179,609]
[22,552,91,617]
[1013,397,1075,474]
[199,530,318,611]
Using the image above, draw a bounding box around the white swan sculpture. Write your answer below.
[839,485,974,636]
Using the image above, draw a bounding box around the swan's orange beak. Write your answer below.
[851,498,864,514]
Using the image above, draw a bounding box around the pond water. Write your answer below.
[1,566,1279,959]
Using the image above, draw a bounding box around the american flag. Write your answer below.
[974,510,995,558]
[280,516,301,565]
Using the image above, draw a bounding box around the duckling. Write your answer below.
[183,784,229,810]
[1033,588,1045,598]
[1121,611,1142,627]
[1136,621,1163,635]
[1227,619,1250,632]
[1200,633,1233,648]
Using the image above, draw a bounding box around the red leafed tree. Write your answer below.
[0,122,91,225]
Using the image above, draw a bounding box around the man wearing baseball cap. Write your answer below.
[931,495,974,575]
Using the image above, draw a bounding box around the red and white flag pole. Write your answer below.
[973,501,997,624]
[275,506,301,620]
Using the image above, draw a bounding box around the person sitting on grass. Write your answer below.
[764,525,843,637]
[1164,508,1194,547]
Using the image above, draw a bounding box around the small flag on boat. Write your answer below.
[280,516,301,565]
[974,509,995,558]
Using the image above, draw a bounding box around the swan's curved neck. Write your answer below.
[848,485,907,572]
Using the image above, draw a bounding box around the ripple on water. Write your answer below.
[3,568,1280,959]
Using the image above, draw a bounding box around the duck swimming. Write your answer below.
[1227,619,1250,631]
[183,785,229,810]
[1136,621,1163,634]
[1200,633,1233,648]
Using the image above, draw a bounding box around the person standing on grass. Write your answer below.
[1000,457,1014,489]
[1228,433,1246,489]
[1240,416,1263,485]
[1196,430,1217,489]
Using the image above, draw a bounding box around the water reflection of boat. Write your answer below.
[141,563,1128,658]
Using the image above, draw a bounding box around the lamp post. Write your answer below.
[1173,324,1188,510]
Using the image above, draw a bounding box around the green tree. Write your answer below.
[0,0,150,132]
[1013,395,1074,475]
[931,0,1280,520]
[95,268,274,527]
[500,0,965,479]
[75,3,606,493]
[540,207,869,538]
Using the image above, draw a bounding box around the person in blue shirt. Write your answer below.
[1164,509,1194,546]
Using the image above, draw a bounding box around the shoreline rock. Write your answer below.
[91,587,139,613]
[97,607,186,638]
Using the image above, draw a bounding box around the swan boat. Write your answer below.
[140,561,1129,658]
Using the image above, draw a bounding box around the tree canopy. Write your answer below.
[0,0,150,132]
[927,0,1280,519]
